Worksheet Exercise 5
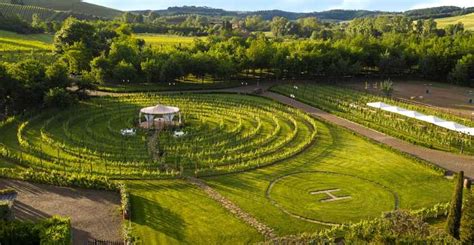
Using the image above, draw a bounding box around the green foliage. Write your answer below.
[460,191,474,243]
[380,79,394,97]
[112,60,136,83]
[446,171,464,239]
[0,188,16,196]
[449,54,474,86]
[38,216,71,244]
[44,87,77,108]
[0,201,11,221]
[0,216,71,245]
[0,168,118,190]
[119,183,131,220]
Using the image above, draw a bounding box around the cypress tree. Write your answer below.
[446,171,464,239]
[460,190,474,243]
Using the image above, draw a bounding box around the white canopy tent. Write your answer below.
[139,104,181,129]
[367,102,474,136]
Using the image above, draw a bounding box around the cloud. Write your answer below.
[410,0,474,9]
[330,0,374,10]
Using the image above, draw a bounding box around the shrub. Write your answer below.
[380,79,394,97]
[0,201,12,221]
[446,171,464,239]
[460,191,474,243]
[119,183,131,220]
[0,220,40,245]
[0,188,17,196]
[38,216,72,244]
[44,88,78,109]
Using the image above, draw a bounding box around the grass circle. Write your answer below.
[267,171,397,225]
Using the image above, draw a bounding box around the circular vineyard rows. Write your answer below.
[266,171,398,225]
[1,94,317,178]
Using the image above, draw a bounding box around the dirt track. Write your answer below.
[0,179,122,244]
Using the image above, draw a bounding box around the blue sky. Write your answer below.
[84,0,474,12]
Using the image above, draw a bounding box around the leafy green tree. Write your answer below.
[460,190,474,243]
[46,61,70,88]
[54,17,97,54]
[89,54,111,84]
[141,59,162,83]
[446,171,464,239]
[448,54,474,87]
[270,17,288,37]
[62,42,93,74]
[160,58,183,83]
[44,88,77,109]
[112,61,137,83]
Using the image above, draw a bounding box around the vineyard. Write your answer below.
[0,93,317,178]
[0,2,96,22]
[271,84,474,155]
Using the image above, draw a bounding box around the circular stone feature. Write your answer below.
[267,171,397,224]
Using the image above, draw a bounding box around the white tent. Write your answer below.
[139,104,182,129]
[367,101,474,136]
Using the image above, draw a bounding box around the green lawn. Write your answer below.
[128,180,262,244]
[204,120,453,236]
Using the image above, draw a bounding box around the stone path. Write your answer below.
[186,177,277,240]
[261,91,474,179]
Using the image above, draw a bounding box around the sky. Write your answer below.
[83,0,474,12]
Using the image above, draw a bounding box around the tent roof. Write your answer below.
[140,104,180,115]
[367,102,390,108]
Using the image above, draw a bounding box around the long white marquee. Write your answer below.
[367,102,474,136]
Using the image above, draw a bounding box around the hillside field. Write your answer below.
[436,13,474,31]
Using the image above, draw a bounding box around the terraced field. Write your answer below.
[0,94,317,178]
[0,30,53,52]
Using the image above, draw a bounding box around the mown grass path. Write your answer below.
[261,91,474,179]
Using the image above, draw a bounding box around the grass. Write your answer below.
[204,120,453,236]
[436,13,474,31]
[128,180,262,244]
[0,30,53,52]
[136,34,203,48]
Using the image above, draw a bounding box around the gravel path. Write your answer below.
[186,177,277,240]
[0,179,122,244]
[262,92,474,179]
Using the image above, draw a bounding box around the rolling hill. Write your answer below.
[436,13,474,31]
[0,0,122,19]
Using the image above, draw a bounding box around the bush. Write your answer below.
[460,191,474,243]
[44,88,78,109]
[0,216,71,245]
[0,201,12,221]
[0,168,118,191]
[38,216,72,244]
[446,171,464,239]
[0,188,17,196]
[119,183,131,220]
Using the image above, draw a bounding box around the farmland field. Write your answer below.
[136,34,202,47]
[0,30,53,52]
[271,83,474,155]
[436,13,474,31]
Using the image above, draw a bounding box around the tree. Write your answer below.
[44,88,77,109]
[270,17,288,37]
[54,17,97,54]
[141,59,162,83]
[460,191,474,243]
[112,61,137,83]
[62,42,93,75]
[89,55,111,84]
[446,171,464,239]
[45,61,70,88]
[160,58,183,83]
[448,54,474,87]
